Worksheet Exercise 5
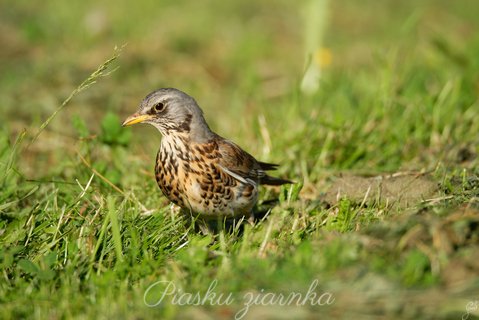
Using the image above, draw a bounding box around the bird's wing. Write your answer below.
[216,139,266,185]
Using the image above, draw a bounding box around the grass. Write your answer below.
[1,0,479,319]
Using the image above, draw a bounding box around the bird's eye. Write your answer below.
[153,102,165,113]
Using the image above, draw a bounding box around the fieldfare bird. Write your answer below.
[122,88,291,220]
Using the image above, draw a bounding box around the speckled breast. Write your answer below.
[154,138,257,218]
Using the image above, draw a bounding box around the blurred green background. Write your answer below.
[1,0,479,319]
[2,0,477,174]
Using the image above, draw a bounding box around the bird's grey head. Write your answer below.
[122,88,213,141]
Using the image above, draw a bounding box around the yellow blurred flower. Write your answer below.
[315,48,332,67]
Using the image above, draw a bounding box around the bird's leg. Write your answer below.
[247,212,255,226]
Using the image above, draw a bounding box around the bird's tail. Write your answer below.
[257,161,292,185]
[260,175,293,186]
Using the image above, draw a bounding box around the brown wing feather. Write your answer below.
[217,138,291,186]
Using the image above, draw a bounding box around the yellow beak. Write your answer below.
[122,114,152,127]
